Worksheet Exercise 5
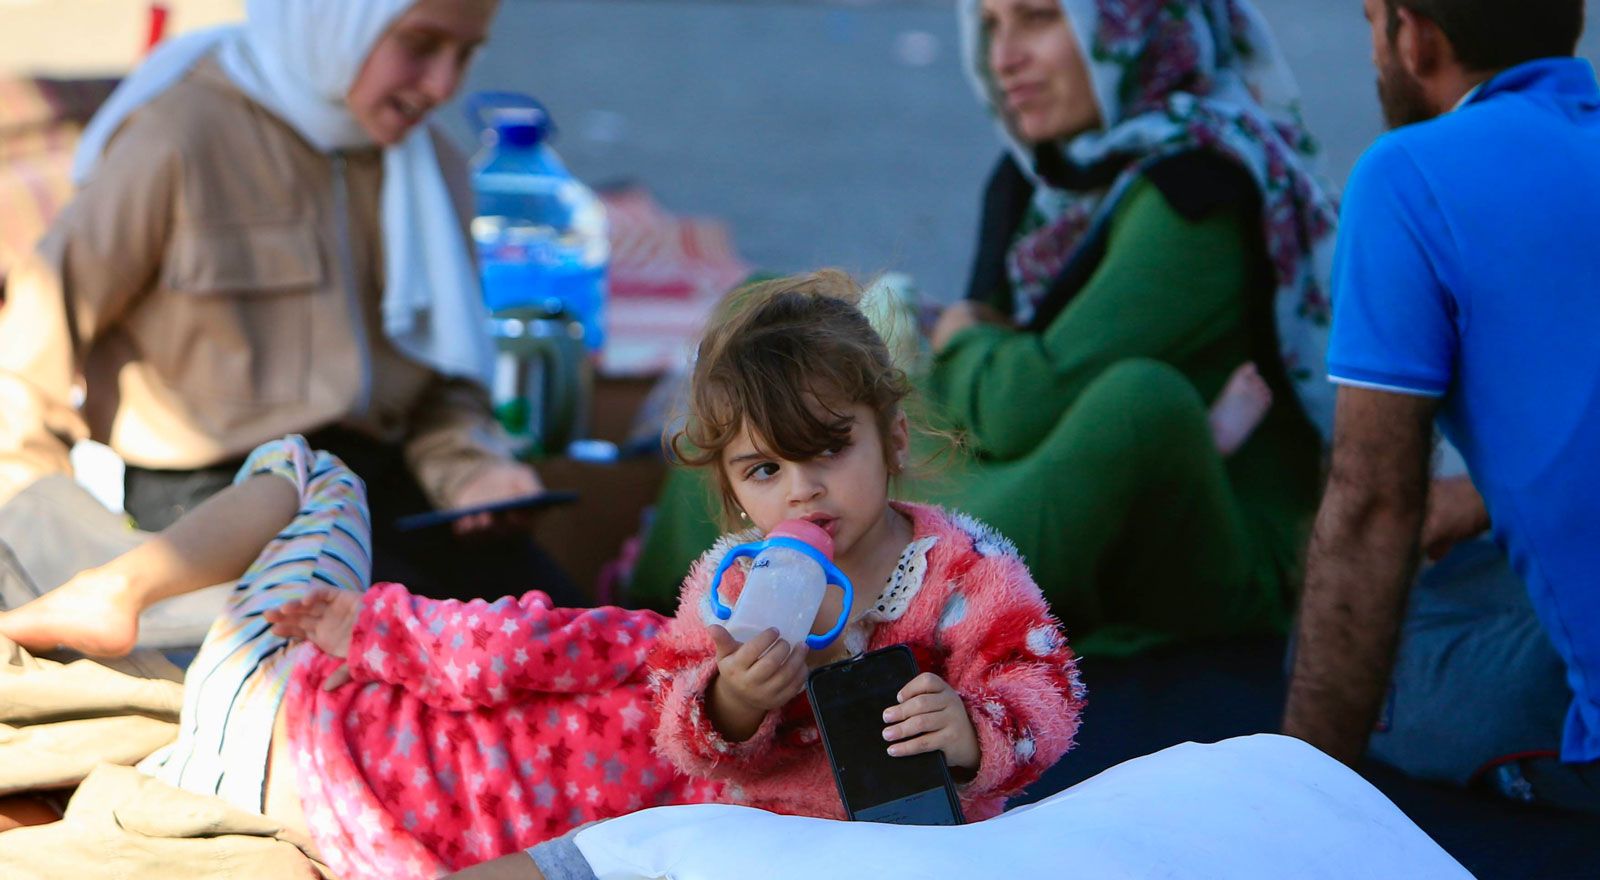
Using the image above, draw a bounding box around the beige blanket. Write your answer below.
[0,634,183,796]
[0,636,330,879]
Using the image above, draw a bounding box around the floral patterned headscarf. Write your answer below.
[958,0,1338,438]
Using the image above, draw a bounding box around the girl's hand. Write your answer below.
[265,586,362,659]
[705,626,808,742]
[709,625,810,713]
[883,672,981,771]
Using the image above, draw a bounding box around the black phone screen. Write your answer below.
[392,490,578,532]
[806,646,965,825]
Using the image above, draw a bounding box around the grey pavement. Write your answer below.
[450,0,1600,302]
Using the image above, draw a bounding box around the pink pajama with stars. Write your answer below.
[283,585,721,878]
[197,438,718,880]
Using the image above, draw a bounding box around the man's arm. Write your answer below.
[442,853,546,880]
[1283,386,1438,765]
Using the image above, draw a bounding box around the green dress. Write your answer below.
[631,177,1322,656]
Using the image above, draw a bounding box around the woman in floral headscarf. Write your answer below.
[914,0,1338,655]
[631,0,1334,657]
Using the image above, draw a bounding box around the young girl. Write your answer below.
[648,270,1084,819]
[0,271,1083,877]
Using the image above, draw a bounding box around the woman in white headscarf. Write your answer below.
[0,0,577,604]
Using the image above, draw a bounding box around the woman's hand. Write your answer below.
[882,672,981,771]
[930,301,1010,353]
[1422,475,1491,561]
[448,460,545,536]
[706,626,809,741]
[265,585,362,659]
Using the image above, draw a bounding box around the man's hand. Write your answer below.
[1422,475,1490,561]
[448,460,545,536]
[930,300,1010,353]
[706,625,808,742]
[883,672,981,771]
[1283,387,1437,765]
[265,585,362,658]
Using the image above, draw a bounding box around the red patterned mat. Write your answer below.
[598,185,752,377]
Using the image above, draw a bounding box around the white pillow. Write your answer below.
[571,734,1470,880]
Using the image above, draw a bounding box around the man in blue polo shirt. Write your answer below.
[1283,0,1600,812]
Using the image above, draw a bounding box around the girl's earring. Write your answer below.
[738,509,749,520]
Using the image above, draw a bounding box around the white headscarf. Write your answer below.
[74,0,495,385]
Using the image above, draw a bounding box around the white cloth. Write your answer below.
[566,735,1471,880]
[72,0,494,385]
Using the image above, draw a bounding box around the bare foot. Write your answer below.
[1209,363,1274,457]
[0,568,142,657]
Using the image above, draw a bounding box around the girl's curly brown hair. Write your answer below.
[668,269,913,524]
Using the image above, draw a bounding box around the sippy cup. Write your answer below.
[709,519,855,650]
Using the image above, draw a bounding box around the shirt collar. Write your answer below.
[1467,57,1600,109]
[1451,83,1483,112]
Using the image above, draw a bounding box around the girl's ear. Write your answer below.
[888,410,911,474]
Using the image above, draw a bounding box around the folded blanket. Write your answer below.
[543,735,1472,880]
[0,634,182,796]
[0,763,332,880]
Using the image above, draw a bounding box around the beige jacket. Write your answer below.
[0,59,512,507]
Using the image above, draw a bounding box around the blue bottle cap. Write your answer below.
[492,107,551,149]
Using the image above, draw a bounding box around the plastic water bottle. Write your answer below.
[470,96,609,351]
[710,520,855,650]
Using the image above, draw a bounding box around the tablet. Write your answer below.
[393,491,578,532]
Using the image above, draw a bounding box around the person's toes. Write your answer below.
[1210,363,1275,456]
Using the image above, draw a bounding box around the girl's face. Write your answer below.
[722,403,910,565]
[346,0,498,146]
[980,0,1102,144]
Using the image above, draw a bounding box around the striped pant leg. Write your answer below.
[140,435,372,812]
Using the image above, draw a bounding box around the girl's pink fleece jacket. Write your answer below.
[648,501,1085,821]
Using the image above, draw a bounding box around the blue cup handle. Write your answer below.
[709,544,761,621]
[807,559,854,650]
[707,538,856,650]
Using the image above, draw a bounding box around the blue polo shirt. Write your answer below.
[1328,58,1600,763]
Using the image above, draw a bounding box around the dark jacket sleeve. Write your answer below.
[964,154,1035,317]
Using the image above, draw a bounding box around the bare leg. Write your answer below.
[0,473,299,656]
[1208,363,1274,457]
[262,699,317,856]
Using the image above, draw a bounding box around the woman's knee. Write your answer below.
[1074,358,1209,441]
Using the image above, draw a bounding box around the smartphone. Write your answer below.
[393,491,578,532]
[806,644,966,825]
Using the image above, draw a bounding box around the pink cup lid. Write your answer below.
[767,519,835,559]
